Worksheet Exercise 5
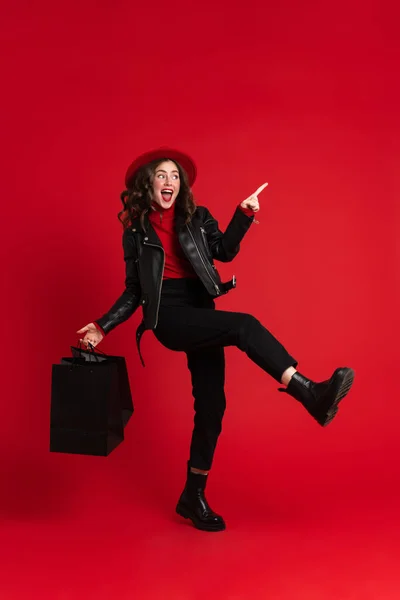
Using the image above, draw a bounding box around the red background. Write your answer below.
[1,0,399,598]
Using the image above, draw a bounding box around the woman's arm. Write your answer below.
[201,206,254,263]
[201,182,267,262]
[95,229,141,335]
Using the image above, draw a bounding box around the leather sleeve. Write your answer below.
[95,229,141,335]
[201,206,254,262]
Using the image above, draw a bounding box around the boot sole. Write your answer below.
[176,503,226,532]
[316,367,355,426]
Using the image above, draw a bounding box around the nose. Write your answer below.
[164,174,173,185]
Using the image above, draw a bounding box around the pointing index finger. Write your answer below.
[253,182,268,197]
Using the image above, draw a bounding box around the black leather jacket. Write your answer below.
[96,206,254,364]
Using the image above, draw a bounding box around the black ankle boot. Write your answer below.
[176,463,226,532]
[279,367,354,426]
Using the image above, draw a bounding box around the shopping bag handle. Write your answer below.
[75,341,108,361]
[86,341,107,357]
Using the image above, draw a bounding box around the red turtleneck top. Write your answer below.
[148,203,197,279]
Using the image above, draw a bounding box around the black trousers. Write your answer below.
[153,278,297,471]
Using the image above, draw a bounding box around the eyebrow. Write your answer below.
[155,169,179,174]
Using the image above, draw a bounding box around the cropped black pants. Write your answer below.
[153,278,297,471]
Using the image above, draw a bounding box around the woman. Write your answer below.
[77,147,354,532]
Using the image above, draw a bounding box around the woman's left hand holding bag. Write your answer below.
[76,322,104,348]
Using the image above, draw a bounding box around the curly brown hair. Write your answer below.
[118,158,196,231]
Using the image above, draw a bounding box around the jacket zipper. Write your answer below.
[186,224,220,295]
[200,226,212,259]
[142,238,165,328]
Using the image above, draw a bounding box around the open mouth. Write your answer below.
[161,189,173,202]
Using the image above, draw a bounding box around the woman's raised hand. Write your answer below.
[76,323,104,348]
[240,182,268,213]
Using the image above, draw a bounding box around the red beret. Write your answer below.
[124,147,197,189]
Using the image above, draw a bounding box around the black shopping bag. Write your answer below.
[50,349,125,456]
[70,345,134,427]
